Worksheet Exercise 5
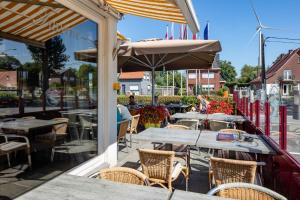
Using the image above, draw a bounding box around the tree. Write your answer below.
[220,60,237,82]
[0,55,21,70]
[239,64,260,83]
[155,71,186,88]
[27,36,69,92]
[27,36,69,74]
[77,64,97,87]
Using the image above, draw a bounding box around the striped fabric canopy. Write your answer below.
[105,0,187,24]
[0,0,86,47]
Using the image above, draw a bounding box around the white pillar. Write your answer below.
[98,16,118,166]
[172,71,175,96]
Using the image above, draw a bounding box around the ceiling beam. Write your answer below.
[0,31,45,48]
[1,0,65,9]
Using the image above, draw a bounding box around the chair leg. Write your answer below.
[6,153,11,167]
[80,128,85,143]
[50,148,55,162]
[130,133,132,148]
[27,149,32,168]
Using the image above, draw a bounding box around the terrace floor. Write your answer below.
[0,135,212,200]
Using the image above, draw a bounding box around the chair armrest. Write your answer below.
[1,134,30,147]
[0,134,8,142]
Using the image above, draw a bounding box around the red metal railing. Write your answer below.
[233,91,300,199]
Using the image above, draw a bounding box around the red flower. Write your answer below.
[207,100,233,115]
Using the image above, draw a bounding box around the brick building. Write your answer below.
[187,54,225,94]
[251,48,300,96]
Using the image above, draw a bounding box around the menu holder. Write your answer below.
[217,132,237,142]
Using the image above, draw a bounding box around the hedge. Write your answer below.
[118,95,232,106]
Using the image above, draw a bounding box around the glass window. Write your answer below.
[202,72,215,79]
[188,73,196,79]
[0,6,98,197]
[283,70,292,80]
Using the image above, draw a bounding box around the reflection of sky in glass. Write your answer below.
[1,20,97,69]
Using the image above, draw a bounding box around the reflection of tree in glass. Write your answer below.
[0,55,21,70]
[27,36,69,90]
[22,62,41,99]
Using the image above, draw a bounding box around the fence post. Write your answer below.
[255,100,260,128]
[279,105,287,150]
[250,102,253,121]
[265,101,270,136]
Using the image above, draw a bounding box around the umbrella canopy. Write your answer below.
[118,39,221,72]
[75,39,222,104]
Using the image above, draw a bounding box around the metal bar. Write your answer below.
[0,31,45,48]
[250,102,253,121]
[129,56,152,69]
[2,0,65,8]
[245,97,249,117]
[255,100,260,127]
[265,101,270,136]
[151,68,155,105]
[279,105,287,150]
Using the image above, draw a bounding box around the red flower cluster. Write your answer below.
[139,106,169,126]
[207,100,233,115]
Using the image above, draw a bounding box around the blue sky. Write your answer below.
[118,0,300,75]
[2,0,299,76]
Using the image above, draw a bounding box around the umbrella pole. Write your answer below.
[152,68,155,106]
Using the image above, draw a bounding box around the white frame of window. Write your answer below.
[56,0,119,176]
[202,72,215,79]
[283,70,292,80]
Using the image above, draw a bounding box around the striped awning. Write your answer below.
[105,0,187,24]
[0,0,87,47]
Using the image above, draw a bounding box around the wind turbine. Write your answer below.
[249,0,279,101]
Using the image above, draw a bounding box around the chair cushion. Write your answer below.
[171,161,182,179]
[0,141,27,153]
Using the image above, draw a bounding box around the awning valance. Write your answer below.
[105,0,199,33]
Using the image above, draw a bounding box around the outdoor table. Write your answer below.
[134,128,275,155]
[15,173,228,200]
[0,118,64,133]
[172,112,246,123]
[171,189,228,200]
[15,174,171,200]
[60,109,97,116]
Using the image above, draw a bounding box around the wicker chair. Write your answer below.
[207,182,287,200]
[98,167,149,186]
[127,114,140,147]
[138,149,189,191]
[209,120,232,131]
[118,120,130,152]
[209,157,257,188]
[175,119,199,130]
[52,118,69,142]
[163,124,191,172]
[0,133,31,168]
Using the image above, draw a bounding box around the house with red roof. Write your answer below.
[0,71,17,89]
[251,48,300,95]
[119,71,152,95]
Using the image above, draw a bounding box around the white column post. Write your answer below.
[98,16,118,166]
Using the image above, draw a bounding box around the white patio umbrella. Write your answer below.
[118,39,221,104]
[75,39,222,104]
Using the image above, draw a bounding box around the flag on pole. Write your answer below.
[179,24,183,40]
[204,22,209,40]
[165,25,169,40]
[169,22,174,40]
[192,33,197,40]
[183,24,187,40]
